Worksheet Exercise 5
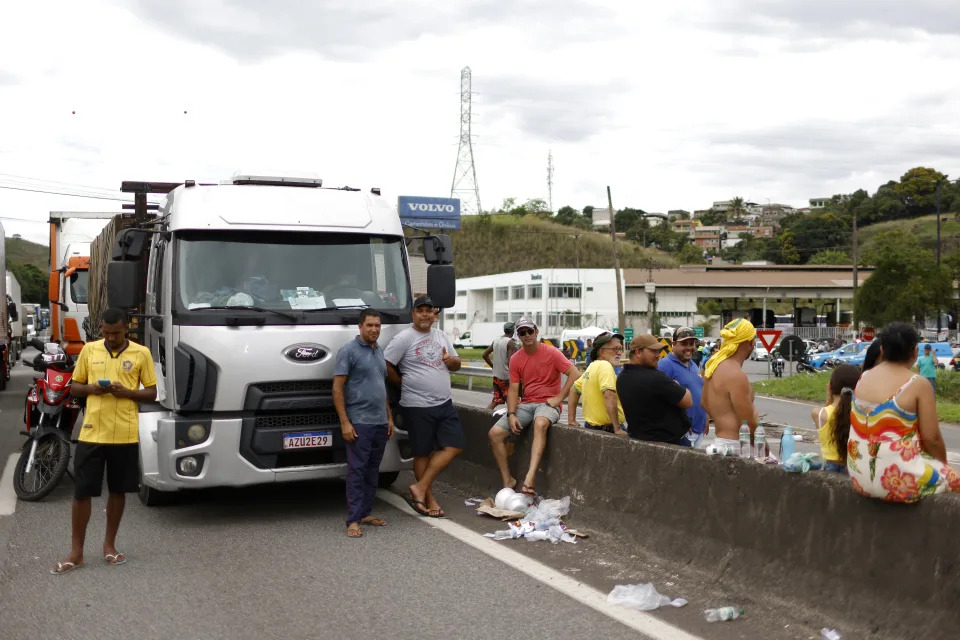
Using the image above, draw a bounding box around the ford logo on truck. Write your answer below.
[283,344,326,363]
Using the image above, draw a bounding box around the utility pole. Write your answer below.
[936,179,943,335]
[852,206,858,330]
[607,186,625,333]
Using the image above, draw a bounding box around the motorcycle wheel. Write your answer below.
[13,435,71,501]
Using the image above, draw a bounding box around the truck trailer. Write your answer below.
[47,212,114,356]
[93,176,456,505]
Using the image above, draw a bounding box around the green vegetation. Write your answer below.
[753,371,960,424]
[857,213,960,257]
[447,213,674,278]
[5,236,49,303]
[5,236,48,272]
[457,348,486,362]
[450,372,493,391]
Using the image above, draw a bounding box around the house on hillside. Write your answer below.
[810,197,830,209]
[692,225,722,251]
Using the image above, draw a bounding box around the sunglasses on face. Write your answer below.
[601,346,623,353]
[517,328,535,337]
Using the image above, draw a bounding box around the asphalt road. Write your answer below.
[0,341,912,640]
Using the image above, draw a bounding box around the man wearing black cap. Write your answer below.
[658,327,708,448]
[482,322,518,411]
[384,295,462,518]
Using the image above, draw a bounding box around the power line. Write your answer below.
[0,183,143,202]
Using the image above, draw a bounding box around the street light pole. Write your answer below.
[936,180,943,335]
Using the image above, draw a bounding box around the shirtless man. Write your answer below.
[701,318,759,450]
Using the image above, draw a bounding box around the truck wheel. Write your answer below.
[378,471,400,488]
[138,481,176,507]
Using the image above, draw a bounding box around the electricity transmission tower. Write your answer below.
[547,150,554,213]
[451,66,482,215]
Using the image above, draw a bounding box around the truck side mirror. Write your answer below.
[48,271,60,304]
[113,229,150,260]
[423,234,453,265]
[107,261,141,308]
[426,264,455,308]
[8,306,17,322]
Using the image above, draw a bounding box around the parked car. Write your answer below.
[809,341,871,369]
[750,345,770,361]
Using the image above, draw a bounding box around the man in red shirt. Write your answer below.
[488,317,580,496]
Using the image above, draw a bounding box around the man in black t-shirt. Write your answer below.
[617,334,694,446]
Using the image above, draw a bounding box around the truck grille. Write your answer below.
[252,381,332,394]
[255,413,339,430]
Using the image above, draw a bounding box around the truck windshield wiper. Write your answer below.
[192,305,298,322]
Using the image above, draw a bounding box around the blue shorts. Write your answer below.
[823,460,846,473]
[401,399,465,457]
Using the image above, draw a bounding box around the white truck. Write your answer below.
[99,176,456,505]
[47,212,114,356]
[454,322,506,349]
[6,271,22,356]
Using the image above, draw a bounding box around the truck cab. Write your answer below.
[105,177,455,505]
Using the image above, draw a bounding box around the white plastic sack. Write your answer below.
[524,496,570,522]
[607,584,688,611]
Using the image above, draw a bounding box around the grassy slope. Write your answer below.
[5,237,48,271]
[446,214,676,278]
[858,213,960,256]
[753,371,960,424]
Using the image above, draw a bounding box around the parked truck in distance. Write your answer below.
[93,176,456,506]
[6,271,22,358]
[453,322,506,349]
[48,212,114,356]
[0,224,14,389]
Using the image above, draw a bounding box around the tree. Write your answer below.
[808,249,850,265]
[8,263,47,305]
[678,243,706,264]
[856,229,948,326]
[728,196,746,223]
[894,167,947,215]
[780,212,850,263]
[778,230,801,264]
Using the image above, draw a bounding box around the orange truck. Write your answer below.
[47,212,114,356]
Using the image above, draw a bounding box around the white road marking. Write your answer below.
[377,490,704,640]
[0,453,19,516]
[755,395,818,407]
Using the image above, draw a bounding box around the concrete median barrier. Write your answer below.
[449,404,960,638]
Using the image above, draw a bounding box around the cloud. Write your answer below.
[481,75,627,143]
[127,0,610,62]
[703,0,960,43]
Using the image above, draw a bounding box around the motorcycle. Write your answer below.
[796,353,817,374]
[771,353,785,378]
[13,339,81,501]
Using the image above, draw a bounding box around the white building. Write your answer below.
[591,207,612,228]
[444,268,624,341]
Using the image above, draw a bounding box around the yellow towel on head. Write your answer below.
[704,318,757,379]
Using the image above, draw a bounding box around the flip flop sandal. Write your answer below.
[50,561,81,575]
[404,496,430,517]
[346,525,363,538]
[427,509,446,519]
[104,553,127,566]
[361,517,387,526]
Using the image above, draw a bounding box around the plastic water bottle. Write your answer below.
[754,425,766,459]
[780,426,795,460]
[738,422,750,458]
[704,606,744,622]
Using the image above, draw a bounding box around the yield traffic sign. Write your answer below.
[756,330,782,353]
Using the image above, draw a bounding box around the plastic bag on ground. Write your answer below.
[783,452,822,473]
[524,496,570,522]
[606,584,688,611]
[821,629,841,640]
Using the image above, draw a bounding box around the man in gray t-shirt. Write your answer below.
[482,322,517,410]
[384,296,463,518]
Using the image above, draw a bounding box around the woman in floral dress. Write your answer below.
[849,323,960,502]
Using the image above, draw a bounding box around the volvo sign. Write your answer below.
[398,196,461,229]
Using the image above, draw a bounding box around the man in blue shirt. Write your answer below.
[333,309,395,538]
[658,327,708,448]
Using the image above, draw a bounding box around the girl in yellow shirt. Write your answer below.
[811,364,861,473]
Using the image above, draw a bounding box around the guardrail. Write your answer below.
[458,365,494,391]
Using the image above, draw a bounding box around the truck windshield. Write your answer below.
[174,231,410,323]
[70,271,89,304]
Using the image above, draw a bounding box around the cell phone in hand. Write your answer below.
[98,379,111,387]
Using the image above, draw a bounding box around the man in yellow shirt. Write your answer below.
[51,308,157,575]
[566,332,627,436]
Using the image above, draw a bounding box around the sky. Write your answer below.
[2,0,960,244]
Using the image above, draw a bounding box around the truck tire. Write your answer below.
[378,471,400,488]
[138,481,176,507]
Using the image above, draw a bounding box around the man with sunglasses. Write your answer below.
[488,317,580,496]
[617,334,693,445]
[658,327,708,448]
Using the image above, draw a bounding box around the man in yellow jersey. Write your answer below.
[51,308,157,575]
